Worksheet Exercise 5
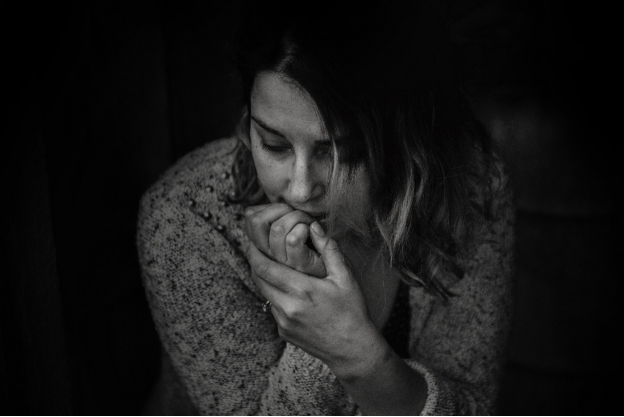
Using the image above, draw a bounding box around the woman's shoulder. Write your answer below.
[137,136,262,334]
[432,154,514,290]
[137,136,247,239]
[452,154,515,281]
[162,136,239,188]
[140,136,239,205]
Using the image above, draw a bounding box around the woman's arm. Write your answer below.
[404,166,515,415]
[246,221,431,415]
[336,203,514,415]
[245,165,514,415]
[330,331,429,415]
[137,139,286,415]
[370,167,514,415]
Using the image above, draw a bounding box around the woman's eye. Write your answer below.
[261,141,290,153]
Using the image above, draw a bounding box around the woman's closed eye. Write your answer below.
[261,139,291,154]
[260,139,333,159]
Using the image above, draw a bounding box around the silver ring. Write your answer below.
[262,300,272,313]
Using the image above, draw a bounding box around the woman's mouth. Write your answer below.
[291,207,327,221]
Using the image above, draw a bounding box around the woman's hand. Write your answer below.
[244,203,326,277]
[245,218,382,378]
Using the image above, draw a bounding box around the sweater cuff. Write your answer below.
[352,359,453,416]
[353,360,440,416]
[405,359,453,416]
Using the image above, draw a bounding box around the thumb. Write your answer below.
[310,221,349,278]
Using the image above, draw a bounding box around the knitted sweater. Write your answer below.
[137,137,515,415]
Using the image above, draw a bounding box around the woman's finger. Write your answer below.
[285,223,327,277]
[309,221,350,279]
[247,242,290,308]
[270,211,315,263]
[244,203,293,257]
[242,204,274,238]
[247,241,311,293]
[242,203,273,215]
[247,242,306,331]
[249,267,287,323]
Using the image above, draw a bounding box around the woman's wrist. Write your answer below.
[327,323,428,415]
[327,320,394,382]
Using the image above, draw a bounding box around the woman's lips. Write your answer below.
[290,207,327,220]
[309,212,327,221]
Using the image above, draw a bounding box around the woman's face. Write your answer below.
[249,71,334,218]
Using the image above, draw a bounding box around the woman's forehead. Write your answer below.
[250,72,326,142]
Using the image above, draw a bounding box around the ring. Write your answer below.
[262,300,272,313]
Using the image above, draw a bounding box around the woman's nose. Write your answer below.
[287,157,323,205]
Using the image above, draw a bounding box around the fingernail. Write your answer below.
[311,221,325,236]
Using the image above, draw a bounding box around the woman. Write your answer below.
[138,0,514,414]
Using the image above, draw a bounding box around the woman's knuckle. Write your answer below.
[280,302,298,319]
[270,222,284,236]
[244,207,255,218]
[250,213,262,227]
[280,303,292,318]
[255,262,270,278]
[286,233,299,246]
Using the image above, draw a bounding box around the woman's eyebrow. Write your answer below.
[250,115,285,138]
[251,114,333,145]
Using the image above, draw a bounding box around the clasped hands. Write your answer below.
[244,203,380,377]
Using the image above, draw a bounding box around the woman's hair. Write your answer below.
[229,0,498,300]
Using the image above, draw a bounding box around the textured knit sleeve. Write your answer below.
[405,162,515,415]
[237,161,516,416]
[138,137,515,415]
[137,138,285,415]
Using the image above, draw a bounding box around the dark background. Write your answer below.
[1,0,619,414]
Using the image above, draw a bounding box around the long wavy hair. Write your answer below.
[228,0,499,300]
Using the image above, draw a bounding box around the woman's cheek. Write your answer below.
[255,155,284,203]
